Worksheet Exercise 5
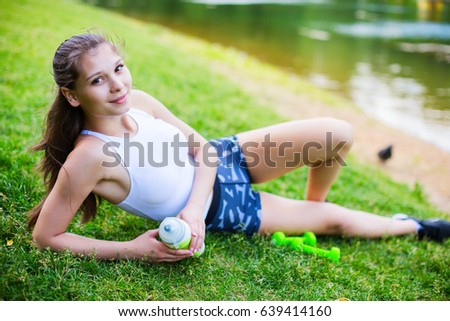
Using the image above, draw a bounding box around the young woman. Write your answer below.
[29,34,449,263]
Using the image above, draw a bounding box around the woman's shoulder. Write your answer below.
[64,136,108,176]
[130,89,167,117]
[51,137,108,200]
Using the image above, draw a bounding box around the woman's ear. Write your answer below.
[60,87,81,107]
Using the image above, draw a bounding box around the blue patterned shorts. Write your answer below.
[205,136,262,235]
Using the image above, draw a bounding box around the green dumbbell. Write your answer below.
[299,243,340,263]
[271,231,317,249]
[271,231,340,263]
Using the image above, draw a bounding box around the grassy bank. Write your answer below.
[0,0,448,300]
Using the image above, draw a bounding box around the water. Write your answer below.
[87,0,450,151]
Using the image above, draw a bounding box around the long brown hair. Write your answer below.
[28,33,120,228]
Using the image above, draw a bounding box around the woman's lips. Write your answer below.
[110,93,127,104]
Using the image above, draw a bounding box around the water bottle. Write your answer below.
[158,217,205,257]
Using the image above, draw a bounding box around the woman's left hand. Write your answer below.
[179,203,205,254]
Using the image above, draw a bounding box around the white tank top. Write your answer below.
[80,108,210,221]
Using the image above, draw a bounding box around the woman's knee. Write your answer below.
[322,203,353,235]
[303,118,353,165]
[323,118,353,147]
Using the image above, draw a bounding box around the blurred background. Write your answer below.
[85,0,450,152]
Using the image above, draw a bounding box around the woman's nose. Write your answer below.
[110,76,124,92]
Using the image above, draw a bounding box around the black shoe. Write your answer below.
[393,214,450,243]
[416,218,450,242]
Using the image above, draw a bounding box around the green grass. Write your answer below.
[0,0,448,301]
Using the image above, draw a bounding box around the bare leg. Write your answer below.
[305,149,350,202]
[236,118,416,238]
[236,117,353,201]
[258,192,417,237]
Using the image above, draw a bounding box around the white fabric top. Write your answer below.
[81,108,209,221]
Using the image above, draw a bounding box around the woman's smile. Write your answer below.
[110,93,128,105]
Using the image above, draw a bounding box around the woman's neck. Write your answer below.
[84,112,137,137]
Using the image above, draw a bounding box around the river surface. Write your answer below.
[87,0,450,151]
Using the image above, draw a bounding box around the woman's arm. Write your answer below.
[131,90,217,253]
[32,138,192,262]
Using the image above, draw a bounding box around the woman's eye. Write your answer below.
[91,77,102,85]
[115,64,124,72]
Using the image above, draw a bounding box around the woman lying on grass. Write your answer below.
[29,33,450,263]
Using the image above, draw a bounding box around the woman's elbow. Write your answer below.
[32,228,52,249]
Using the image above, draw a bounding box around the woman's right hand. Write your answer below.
[130,229,193,263]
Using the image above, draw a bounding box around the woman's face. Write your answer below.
[64,43,132,118]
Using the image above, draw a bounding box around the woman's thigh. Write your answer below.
[236,118,352,183]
